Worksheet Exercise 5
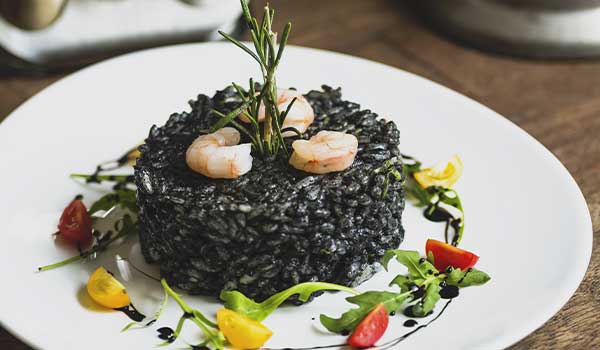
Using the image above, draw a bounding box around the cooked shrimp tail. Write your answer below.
[240,89,315,137]
[289,130,358,174]
[186,127,253,179]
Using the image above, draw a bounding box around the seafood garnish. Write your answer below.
[240,89,315,137]
[289,130,358,174]
[186,127,253,179]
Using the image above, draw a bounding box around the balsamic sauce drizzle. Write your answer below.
[403,319,418,328]
[375,300,453,350]
[190,346,210,350]
[439,284,459,300]
[424,200,462,247]
[85,145,138,188]
[157,326,176,343]
[115,303,146,322]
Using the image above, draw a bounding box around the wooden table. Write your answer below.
[1,1,598,349]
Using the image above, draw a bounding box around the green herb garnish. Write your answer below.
[212,0,295,157]
[37,189,138,271]
[320,250,490,333]
[373,157,404,198]
[160,279,226,349]
[320,291,410,333]
[401,153,465,245]
[221,282,360,321]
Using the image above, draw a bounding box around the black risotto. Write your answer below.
[135,85,405,301]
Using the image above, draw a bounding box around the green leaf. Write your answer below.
[446,268,491,287]
[382,250,438,280]
[389,274,412,293]
[320,291,409,334]
[427,250,435,265]
[409,279,441,317]
[400,153,421,168]
[221,282,359,322]
[406,178,432,207]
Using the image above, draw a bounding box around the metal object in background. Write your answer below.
[0,0,244,71]
[416,0,600,58]
[0,0,67,30]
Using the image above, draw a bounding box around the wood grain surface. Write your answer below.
[1,1,598,349]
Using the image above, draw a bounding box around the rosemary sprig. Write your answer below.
[213,0,294,158]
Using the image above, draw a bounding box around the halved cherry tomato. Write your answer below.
[217,308,273,348]
[347,303,389,348]
[57,198,93,245]
[426,239,479,271]
[87,266,131,309]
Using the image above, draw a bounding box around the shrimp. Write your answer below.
[289,130,358,174]
[185,127,253,179]
[239,89,315,137]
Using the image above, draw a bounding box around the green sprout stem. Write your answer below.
[38,254,83,272]
[160,279,224,349]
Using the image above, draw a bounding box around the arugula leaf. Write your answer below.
[446,268,491,287]
[382,249,439,280]
[404,175,431,207]
[427,250,435,264]
[408,280,441,317]
[320,291,409,333]
[388,274,412,293]
[220,282,359,322]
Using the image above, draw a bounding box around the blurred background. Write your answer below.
[0,0,599,349]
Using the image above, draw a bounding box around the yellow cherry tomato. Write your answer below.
[414,155,463,189]
[217,308,273,348]
[87,266,130,309]
[126,146,141,166]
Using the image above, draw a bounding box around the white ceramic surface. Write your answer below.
[0,43,592,350]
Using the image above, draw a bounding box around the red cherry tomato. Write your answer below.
[347,303,389,348]
[426,239,479,271]
[57,199,93,245]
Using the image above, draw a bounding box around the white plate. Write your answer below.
[0,43,592,350]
